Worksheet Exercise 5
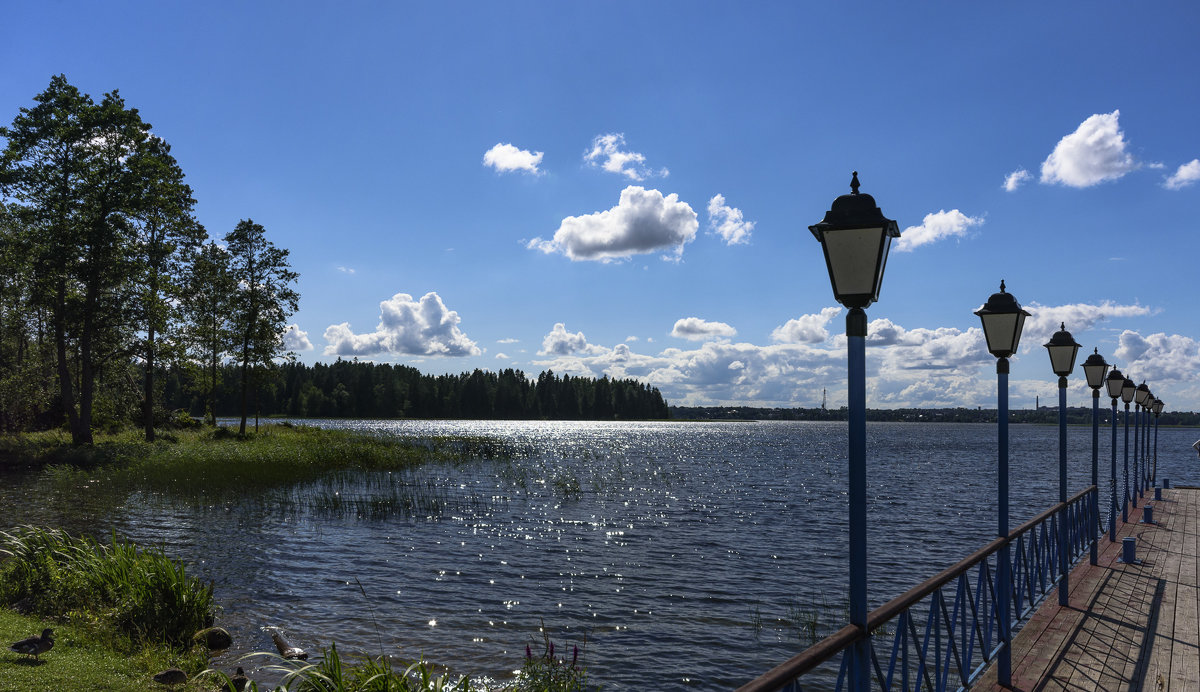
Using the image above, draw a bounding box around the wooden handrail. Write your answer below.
[736,486,1097,692]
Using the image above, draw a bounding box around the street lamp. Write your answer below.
[1121,376,1136,520]
[1044,323,1080,606]
[1105,367,1126,540]
[1081,348,1108,565]
[809,171,899,692]
[975,280,1030,687]
[1135,381,1151,500]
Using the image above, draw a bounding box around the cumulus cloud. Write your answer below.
[706,194,754,245]
[282,324,313,352]
[583,133,666,181]
[895,209,983,252]
[323,292,480,358]
[1040,110,1138,187]
[483,142,544,175]
[1003,169,1031,192]
[539,323,599,356]
[527,185,698,262]
[671,317,737,341]
[337,266,356,274]
[1020,301,1154,351]
[1164,159,1200,190]
[771,307,842,344]
[497,338,519,344]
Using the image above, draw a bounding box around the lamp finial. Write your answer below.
[850,171,860,194]
[1060,322,1066,331]
[999,279,1006,293]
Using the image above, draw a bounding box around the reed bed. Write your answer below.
[0,525,214,649]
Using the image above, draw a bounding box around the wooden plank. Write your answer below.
[975,491,1200,692]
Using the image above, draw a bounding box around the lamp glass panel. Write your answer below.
[1047,343,1079,376]
[1106,375,1124,399]
[980,312,1019,356]
[1135,387,1150,405]
[821,226,886,300]
[1083,363,1108,389]
[1122,381,1136,403]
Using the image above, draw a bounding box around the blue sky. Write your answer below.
[5,2,1200,410]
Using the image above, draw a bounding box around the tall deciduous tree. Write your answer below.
[181,241,235,426]
[224,219,299,435]
[127,136,204,441]
[0,75,152,444]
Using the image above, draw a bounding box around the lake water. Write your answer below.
[2,419,1197,690]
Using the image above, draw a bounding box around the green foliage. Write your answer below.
[0,526,215,649]
[163,361,671,421]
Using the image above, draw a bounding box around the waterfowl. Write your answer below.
[152,667,187,687]
[9,628,54,661]
[231,666,250,691]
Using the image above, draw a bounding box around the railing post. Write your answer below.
[996,357,1011,686]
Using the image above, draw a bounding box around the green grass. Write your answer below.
[0,607,206,692]
[20,424,503,502]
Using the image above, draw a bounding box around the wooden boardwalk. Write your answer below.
[977,487,1200,691]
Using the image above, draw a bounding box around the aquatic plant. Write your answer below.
[200,645,472,691]
[509,627,589,692]
[0,525,215,649]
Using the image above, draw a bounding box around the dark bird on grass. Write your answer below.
[231,666,250,691]
[9,628,54,661]
[152,667,188,687]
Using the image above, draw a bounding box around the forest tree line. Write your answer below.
[160,361,671,421]
[0,76,298,440]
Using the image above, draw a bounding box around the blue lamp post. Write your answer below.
[1121,377,1136,520]
[1105,367,1126,541]
[1152,399,1164,485]
[1135,381,1150,502]
[1045,323,1081,606]
[1138,384,1153,495]
[809,171,899,692]
[975,280,1030,687]
[1081,348,1109,565]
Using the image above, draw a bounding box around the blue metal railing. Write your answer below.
[738,486,1099,692]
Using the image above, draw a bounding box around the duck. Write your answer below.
[231,666,250,691]
[9,628,54,661]
[152,667,187,687]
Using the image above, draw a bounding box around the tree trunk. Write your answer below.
[238,337,250,436]
[144,323,156,441]
[53,280,82,442]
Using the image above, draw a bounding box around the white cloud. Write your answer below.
[771,307,842,344]
[527,186,698,262]
[526,298,1180,409]
[323,292,481,358]
[483,142,543,175]
[1020,301,1154,352]
[496,353,510,360]
[895,209,983,252]
[497,338,519,344]
[282,324,313,351]
[706,194,754,245]
[1040,110,1138,187]
[539,323,599,356]
[583,133,667,181]
[337,266,356,274]
[1003,168,1031,192]
[671,317,737,341]
[1164,159,1200,190]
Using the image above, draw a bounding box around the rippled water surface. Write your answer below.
[2,420,1197,690]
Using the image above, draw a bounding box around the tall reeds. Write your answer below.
[0,525,214,648]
